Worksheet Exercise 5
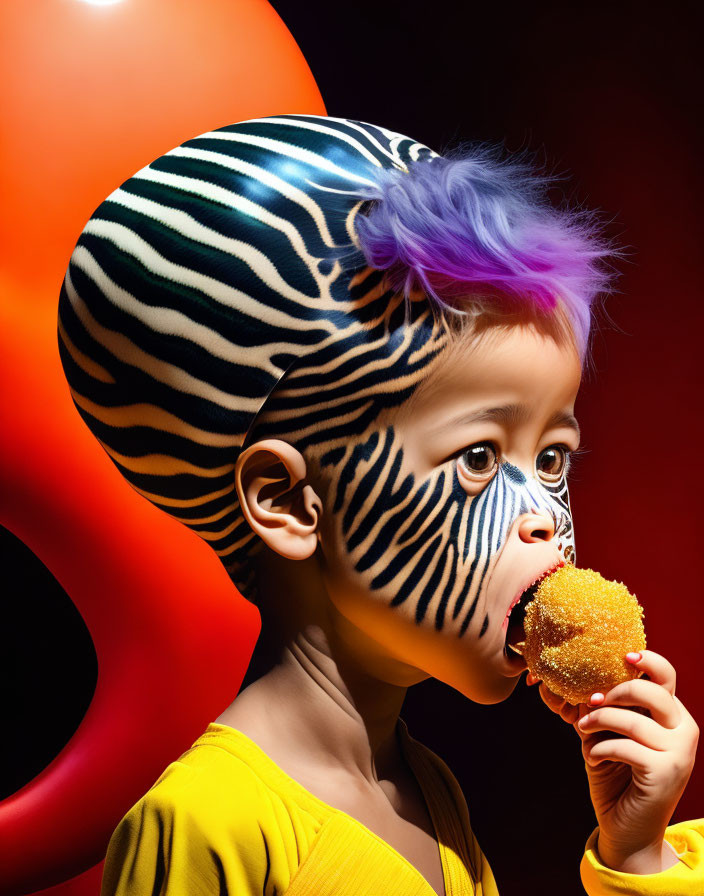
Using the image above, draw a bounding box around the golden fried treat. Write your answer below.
[521,565,646,705]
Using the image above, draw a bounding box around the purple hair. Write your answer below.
[353,146,617,357]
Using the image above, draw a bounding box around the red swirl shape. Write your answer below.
[0,1,324,892]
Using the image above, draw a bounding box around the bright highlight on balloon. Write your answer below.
[78,0,125,6]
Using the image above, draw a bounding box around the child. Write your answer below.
[57,114,701,895]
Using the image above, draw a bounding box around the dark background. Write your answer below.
[3,2,702,894]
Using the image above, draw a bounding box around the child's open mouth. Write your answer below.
[504,562,564,657]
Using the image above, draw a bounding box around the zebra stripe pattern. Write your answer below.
[304,425,575,639]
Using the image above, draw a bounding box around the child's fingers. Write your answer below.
[598,678,680,729]
[538,682,580,724]
[583,734,654,771]
[559,702,580,725]
[627,650,676,696]
[578,706,669,750]
[538,681,563,710]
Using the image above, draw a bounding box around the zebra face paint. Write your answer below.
[310,321,583,704]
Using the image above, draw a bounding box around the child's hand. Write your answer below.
[529,650,699,874]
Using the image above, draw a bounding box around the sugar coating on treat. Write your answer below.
[523,565,646,705]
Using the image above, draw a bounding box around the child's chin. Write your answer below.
[464,667,524,705]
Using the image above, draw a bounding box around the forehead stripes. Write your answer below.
[249,285,451,458]
[326,426,576,636]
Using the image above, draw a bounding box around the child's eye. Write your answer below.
[458,442,498,478]
[536,445,568,481]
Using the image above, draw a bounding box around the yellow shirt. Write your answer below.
[100,719,704,896]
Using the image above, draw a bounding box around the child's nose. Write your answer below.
[517,512,556,543]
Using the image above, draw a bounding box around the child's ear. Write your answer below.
[234,439,322,561]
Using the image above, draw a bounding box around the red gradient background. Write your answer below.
[264,1,704,891]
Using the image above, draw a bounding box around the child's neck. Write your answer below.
[236,641,406,781]
[230,551,422,772]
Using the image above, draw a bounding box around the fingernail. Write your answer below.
[578,714,590,728]
[589,693,604,705]
[626,652,642,663]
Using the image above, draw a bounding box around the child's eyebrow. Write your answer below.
[438,404,581,439]
[547,410,581,440]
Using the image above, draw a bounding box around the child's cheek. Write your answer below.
[320,426,575,642]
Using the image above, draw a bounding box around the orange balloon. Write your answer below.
[0,0,325,300]
[0,1,325,893]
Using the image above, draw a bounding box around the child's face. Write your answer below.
[315,315,583,704]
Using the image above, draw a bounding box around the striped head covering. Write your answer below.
[57,114,449,599]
